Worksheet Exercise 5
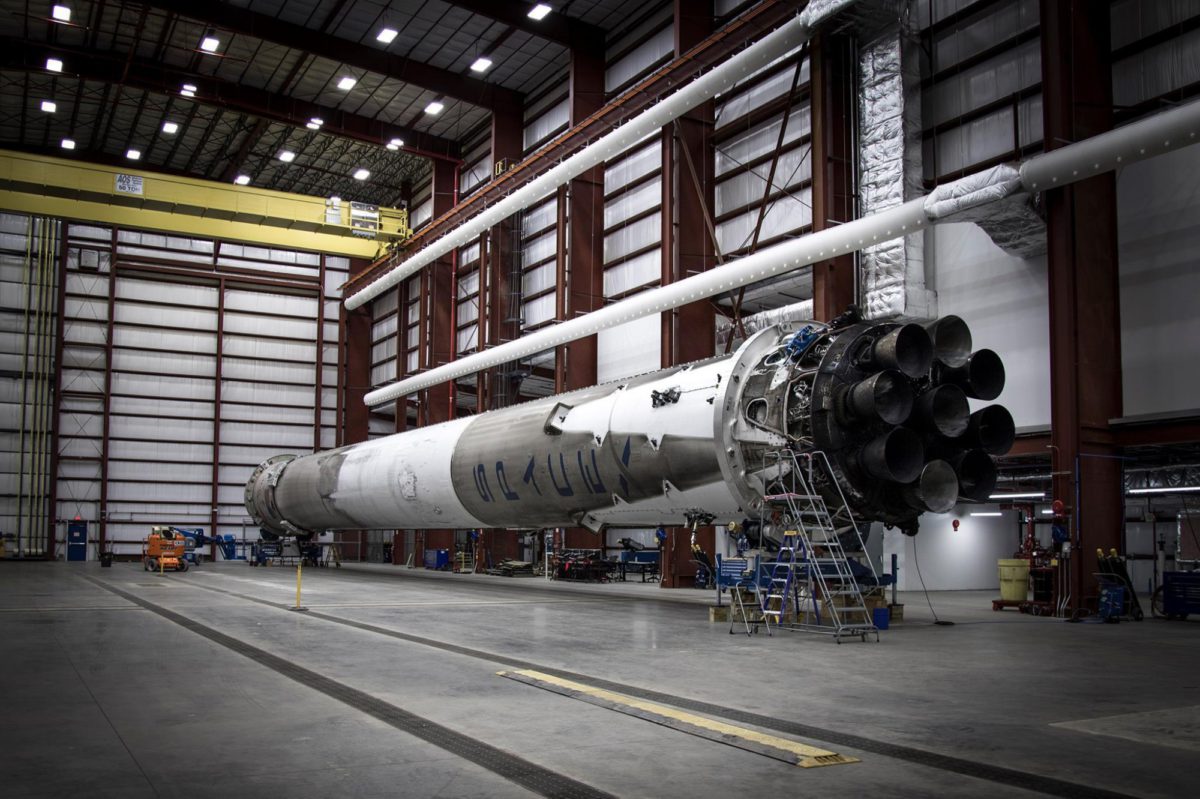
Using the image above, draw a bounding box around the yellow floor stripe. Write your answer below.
[499,669,857,768]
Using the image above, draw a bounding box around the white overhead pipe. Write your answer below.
[344,0,859,311]
[362,98,1200,408]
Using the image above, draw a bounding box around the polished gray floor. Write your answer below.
[2,560,1196,798]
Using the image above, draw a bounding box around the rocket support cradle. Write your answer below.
[245,313,1015,538]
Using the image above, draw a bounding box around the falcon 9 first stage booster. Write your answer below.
[244,312,1014,538]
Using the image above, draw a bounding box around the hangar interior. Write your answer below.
[1,1,1199,797]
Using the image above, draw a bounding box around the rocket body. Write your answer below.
[246,316,1014,537]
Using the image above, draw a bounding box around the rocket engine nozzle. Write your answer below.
[870,323,934,379]
[840,369,914,425]
[924,314,973,368]
[858,427,924,483]
[914,383,970,439]
[948,449,999,501]
[904,460,960,513]
[962,405,1016,455]
[941,348,1005,401]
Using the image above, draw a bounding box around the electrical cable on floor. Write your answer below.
[912,533,954,626]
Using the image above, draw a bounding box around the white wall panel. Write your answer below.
[221,421,312,449]
[221,358,313,384]
[110,372,215,400]
[928,222,1050,429]
[603,250,661,297]
[606,26,673,92]
[1118,144,1200,416]
[597,315,661,382]
[111,349,215,377]
[222,335,316,362]
[604,213,660,262]
[222,312,315,339]
[109,416,214,442]
[113,327,216,354]
[116,279,217,307]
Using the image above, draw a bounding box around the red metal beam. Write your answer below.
[810,32,856,321]
[441,0,606,51]
[142,0,522,111]
[341,258,373,446]
[563,47,605,391]
[346,0,800,294]
[1040,0,1122,609]
[2,38,460,161]
[422,158,459,423]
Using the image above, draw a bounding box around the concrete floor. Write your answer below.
[2,561,1196,798]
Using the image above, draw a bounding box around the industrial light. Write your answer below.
[278,150,296,162]
[337,76,357,91]
[126,148,141,160]
[386,137,404,151]
[200,36,220,53]
[353,168,370,180]
[307,117,323,130]
[40,100,56,113]
[60,137,75,150]
[46,57,63,73]
[52,5,71,23]
[181,83,196,97]
[970,512,1003,517]
[161,120,178,134]
[1127,486,1200,495]
[424,100,444,115]
[989,492,1044,500]
[470,56,493,73]
[1040,509,1054,515]
[234,174,251,185]
[528,4,552,20]
[376,27,398,44]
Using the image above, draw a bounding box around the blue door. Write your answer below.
[67,521,87,562]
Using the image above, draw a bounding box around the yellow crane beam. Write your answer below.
[0,150,410,258]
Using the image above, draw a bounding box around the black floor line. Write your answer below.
[123,572,1133,799]
[82,575,614,799]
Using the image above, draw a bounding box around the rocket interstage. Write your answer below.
[245,314,1014,538]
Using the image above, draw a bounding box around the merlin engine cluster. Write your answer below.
[245,312,1013,539]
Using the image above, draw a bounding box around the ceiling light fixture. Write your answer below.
[307,117,324,130]
[181,83,196,97]
[988,492,1045,500]
[40,100,56,113]
[278,150,296,163]
[126,148,141,160]
[1127,486,1200,495]
[470,56,493,73]
[200,36,220,53]
[424,100,444,115]
[161,120,178,134]
[46,57,63,73]
[528,4,552,20]
[52,5,71,23]
[234,174,251,185]
[353,168,370,180]
[60,137,75,150]
[386,137,404,151]
[376,27,398,44]
[969,512,1003,517]
[337,76,357,91]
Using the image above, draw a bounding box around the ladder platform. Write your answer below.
[763,493,821,502]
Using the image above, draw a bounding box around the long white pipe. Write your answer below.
[363,98,1200,408]
[344,0,858,311]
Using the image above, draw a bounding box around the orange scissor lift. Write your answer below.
[143,527,189,572]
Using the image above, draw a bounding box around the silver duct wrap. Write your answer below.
[1125,465,1200,493]
[857,8,931,320]
[925,164,1047,259]
[715,299,814,353]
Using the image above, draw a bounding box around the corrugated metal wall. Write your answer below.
[50,220,347,557]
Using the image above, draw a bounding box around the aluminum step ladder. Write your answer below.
[759,449,879,643]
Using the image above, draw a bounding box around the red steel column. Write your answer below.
[419,158,461,558]
[563,46,606,392]
[661,0,716,587]
[485,104,524,410]
[339,256,373,560]
[1039,0,1123,610]
[810,32,856,321]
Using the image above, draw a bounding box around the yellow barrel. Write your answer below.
[998,559,1030,601]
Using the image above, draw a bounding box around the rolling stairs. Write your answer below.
[756,450,879,643]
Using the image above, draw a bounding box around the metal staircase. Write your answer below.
[758,450,880,643]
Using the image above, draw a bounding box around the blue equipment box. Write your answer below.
[424,549,450,570]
